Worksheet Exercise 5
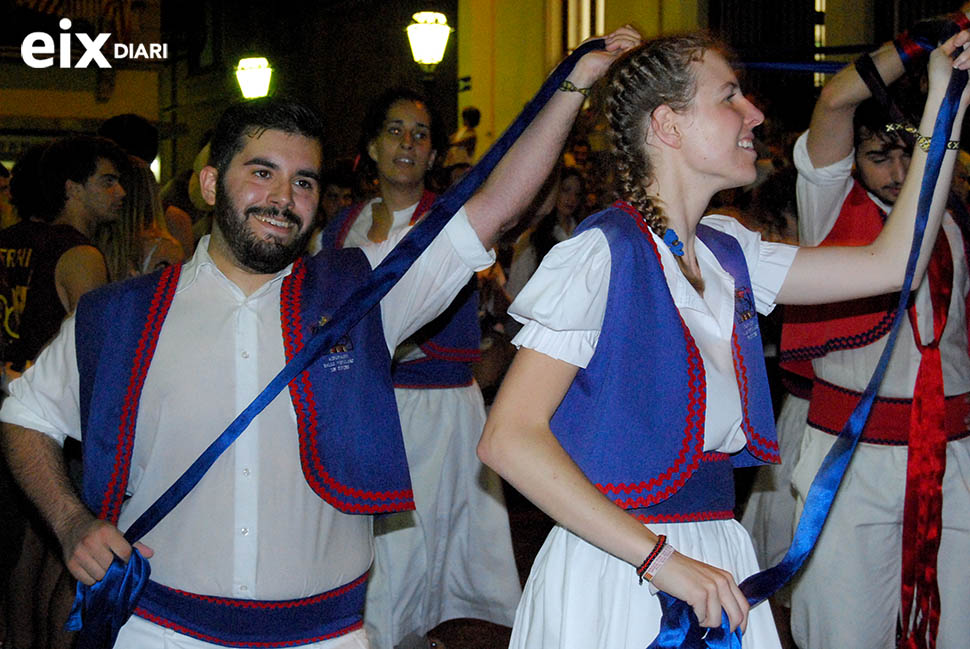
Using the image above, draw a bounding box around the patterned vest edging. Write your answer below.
[549,204,779,515]
[74,248,414,522]
[320,192,481,389]
[780,181,899,378]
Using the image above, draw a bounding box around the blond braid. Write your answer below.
[606,34,716,238]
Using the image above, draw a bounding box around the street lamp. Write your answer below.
[406,11,452,73]
[235,56,273,99]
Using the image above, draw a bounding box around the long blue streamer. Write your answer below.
[65,39,607,649]
[741,61,846,73]
[647,60,968,649]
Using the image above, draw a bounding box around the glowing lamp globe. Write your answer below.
[406,12,452,72]
[235,57,273,99]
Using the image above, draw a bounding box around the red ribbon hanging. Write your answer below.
[900,232,952,649]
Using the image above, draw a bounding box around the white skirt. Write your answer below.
[509,519,782,649]
[365,383,521,649]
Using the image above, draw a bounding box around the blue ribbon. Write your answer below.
[66,38,607,649]
[741,61,846,74]
[647,59,967,649]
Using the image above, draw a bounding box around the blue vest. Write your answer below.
[319,195,481,389]
[550,203,779,520]
[74,247,414,525]
[73,249,413,644]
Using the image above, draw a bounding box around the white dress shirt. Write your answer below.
[508,213,798,453]
[1,209,494,600]
[793,132,970,397]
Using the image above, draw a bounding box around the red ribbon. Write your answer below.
[900,232,952,649]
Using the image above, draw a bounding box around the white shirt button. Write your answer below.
[241,350,250,359]
[242,467,251,477]
[240,527,249,536]
[239,585,248,592]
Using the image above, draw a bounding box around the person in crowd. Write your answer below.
[314,86,521,649]
[99,113,195,258]
[0,136,127,649]
[478,29,970,649]
[97,156,185,281]
[768,9,970,649]
[0,27,639,649]
[444,105,481,167]
[0,162,14,230]
[505,166,586,299]
[320,168,354,225]
[306,166,355,255]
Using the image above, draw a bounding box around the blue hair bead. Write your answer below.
[663,228,684,257]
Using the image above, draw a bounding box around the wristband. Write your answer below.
[886,122,960,152]
[558,79,591,98]
[636,535,675,584]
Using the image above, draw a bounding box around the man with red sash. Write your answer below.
[0,30,637,649]
[314,88,520,649]
[781,13,970,649]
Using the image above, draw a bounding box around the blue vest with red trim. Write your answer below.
[74,246,414,525]
[319,193,481,389]
[550,204,780,518]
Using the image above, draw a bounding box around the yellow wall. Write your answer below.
[826,0,873,50]
[605,0,703,38]
[456,0,704,156]
[0,70,159,121]
[457,0,549,157]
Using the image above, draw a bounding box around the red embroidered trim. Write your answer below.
[700,452,729,462]
[334,204,365,249]
[408,191,438,225]
[779,308,896,363]
[133,610,362,648]
[100,265,181,523]
[419,340,481,362]
[732,331,780,463]
[281,260,413,512]
[630,509,735,524]
[594,202,707,506]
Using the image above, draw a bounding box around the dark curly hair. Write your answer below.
[357,87,447,176]
[208,97,324,177]
[606,33,720,238]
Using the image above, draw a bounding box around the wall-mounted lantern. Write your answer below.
[235,56,273,99]
[406,12,452,73]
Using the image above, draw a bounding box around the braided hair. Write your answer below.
[606,33,718,238]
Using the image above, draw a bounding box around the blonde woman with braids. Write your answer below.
[98,157,184,281]
[479,30,970,648]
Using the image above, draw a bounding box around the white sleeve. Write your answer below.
[508,229,611,368]
[365,206,495,354]
[0,316,81,445]
[793,130,855,247]
[700,215,799,315]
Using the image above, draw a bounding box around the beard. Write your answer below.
[214,180,313,274]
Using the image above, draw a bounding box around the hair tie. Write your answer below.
[663,228,684,257]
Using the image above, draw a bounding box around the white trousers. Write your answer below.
[790,428,970,649]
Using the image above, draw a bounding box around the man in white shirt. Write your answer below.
[0,28,638,649]
[783,18,970,649]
